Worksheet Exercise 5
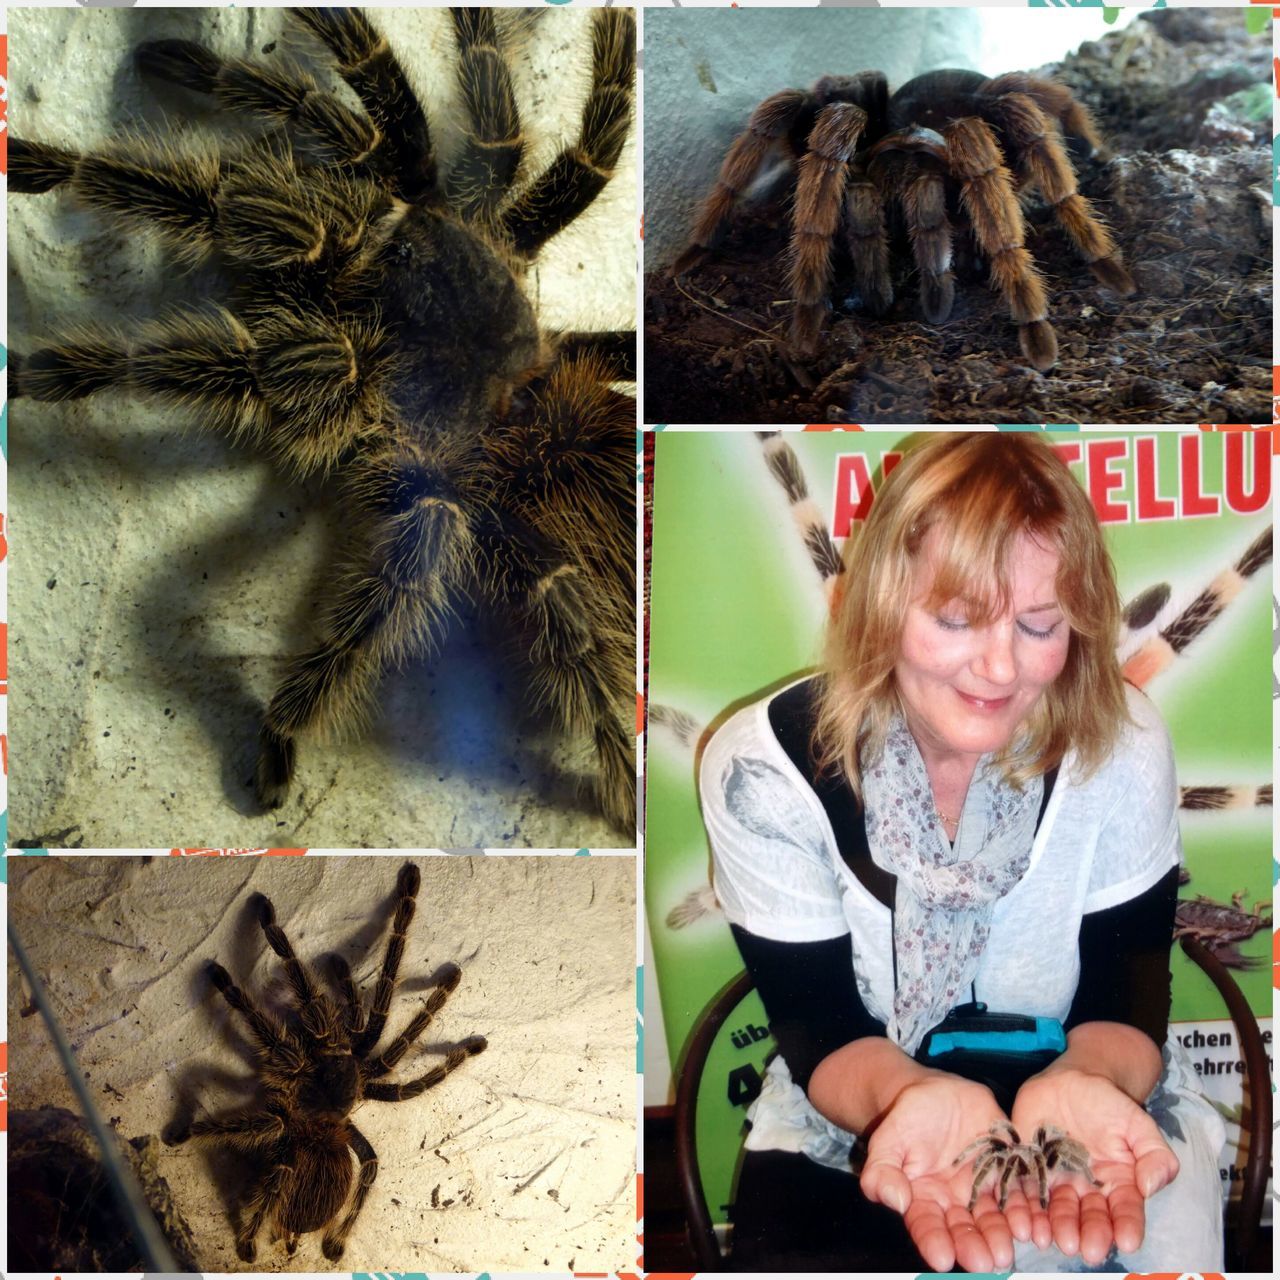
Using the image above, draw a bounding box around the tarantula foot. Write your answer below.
[251,892,277,928]
[236,1238,257,1263]
[1019,320,1059,371]
[1089,255,1136,297]
[207,960,234,992]
[439,961,463,993]
[9,351,25,400]
[462,1034,489,1056]
[670,244,710,277]
[135,38,222,94]
[397,861,421,897]
[920,276,953,325]
[255,726,296,810]
[162,1120,191,1146]
[321,1236,346,1262]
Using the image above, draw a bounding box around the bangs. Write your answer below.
[910,479,1065,627]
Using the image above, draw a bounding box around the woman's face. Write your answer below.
[895,528,1072,769]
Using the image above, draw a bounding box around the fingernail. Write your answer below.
[888,1185,908,1214]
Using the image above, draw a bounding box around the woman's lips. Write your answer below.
[955,690,1013,711]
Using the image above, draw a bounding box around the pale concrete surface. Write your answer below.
[643,7,1138,266]
[8,7,637,851]
[7,854,638,1272]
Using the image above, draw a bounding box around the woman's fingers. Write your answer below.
[1047,1183,1082,1256]
[997,1184,1035,1244]
[902,1196,957,1273]
[859,1159,911,1214]
[1078,1188,1116,1266]
[943,1204,997,1273]
[1107,1181,1147,1255]
[972,1196,1015,1269]
[1134,1138,1180,1197]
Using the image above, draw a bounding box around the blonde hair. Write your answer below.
[813,433,1130,797]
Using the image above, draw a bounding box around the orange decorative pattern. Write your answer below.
[169,847,307,856]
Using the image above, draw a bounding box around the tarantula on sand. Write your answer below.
[11,7,636,834]
[169,862,484,1262]
[953,1120,1102,1211]
[674,68,1134,370]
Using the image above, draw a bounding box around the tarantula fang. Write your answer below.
[11,7,637,834]
[674,68,1134,371]
[168,861,486,1262]
[953,1120,1102,1210]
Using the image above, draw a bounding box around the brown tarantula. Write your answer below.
[169,861,485,1262]
[11,8,636,834]
[673,68,1134,370]
[953,1120,1102,1211]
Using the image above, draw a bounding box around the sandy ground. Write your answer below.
[8,7,637,850]
[7,854,638,1272]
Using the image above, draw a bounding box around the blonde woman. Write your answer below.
[701,434,1223,1272]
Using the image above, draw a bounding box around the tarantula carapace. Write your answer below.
[11,7,636,834]
[169,861,485,1262]
[673,68,1134,371]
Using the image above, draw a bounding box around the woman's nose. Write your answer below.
[974,625,1017,686]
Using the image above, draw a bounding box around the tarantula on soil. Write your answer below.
[673,68,1134,371]
[169,861,484,1262]
[11,8,636,834]
[953,1120,1102,1211]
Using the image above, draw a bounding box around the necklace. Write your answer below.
[935,807,960,826]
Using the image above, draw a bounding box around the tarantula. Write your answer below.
[169,861,485,1262]
[673,68,1134,371]
[953,1120,1102,1211]
[10,7,636,834]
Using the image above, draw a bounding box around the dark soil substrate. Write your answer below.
[644,9,1271,425]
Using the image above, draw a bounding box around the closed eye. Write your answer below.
[1018,619,1061,639]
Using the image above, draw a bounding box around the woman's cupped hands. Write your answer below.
[859,1067,1177,1272]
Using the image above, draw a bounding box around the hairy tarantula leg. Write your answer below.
[363,964,463,1078]
[945,116,1058,371]
[10,135,221,263]
[445,9,524,222]
[256,456,471,808]
[364,1035,488,1102]
[844,165,894,318]
[980,72,1108,160]
[981,92,1134,296]
[554,331,637,383]
[672,87,810,276]
[997,1153,1028,1210]
[206,960,302,1061]
[966,1148,1001,1211]
[787,101,868,357]
[502,8,635,257]
[183,1109,287,1150]
[254,893,330,1024]
[136,40,379,167]
[288,8,436,202]
[236,1161,295,1264]
[328,954,368,1037]
[352,862,421,1058]
[528,559,635,833]
[486,349,635,590]
[900,159,955,324]
[320,1123,378,1261]
[475,501,634,830]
